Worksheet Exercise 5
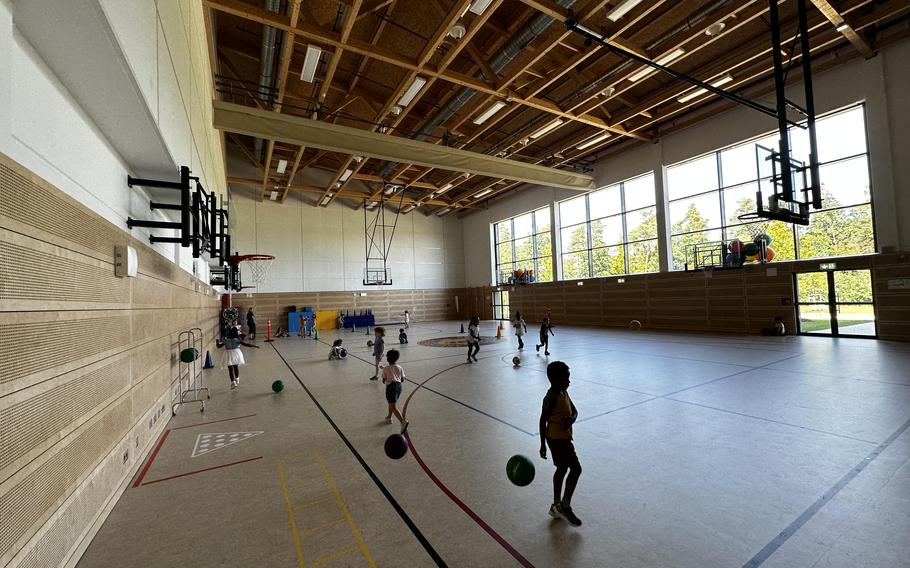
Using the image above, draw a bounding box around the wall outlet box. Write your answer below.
[114,245,138,277]
[766,267,778,277]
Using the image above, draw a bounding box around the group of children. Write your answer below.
[218,309,582,528]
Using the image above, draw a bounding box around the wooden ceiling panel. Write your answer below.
[207,0,909,211]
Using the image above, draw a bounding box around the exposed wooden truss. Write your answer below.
[204,0,909,212]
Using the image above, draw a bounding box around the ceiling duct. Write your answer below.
[253,0,281,161]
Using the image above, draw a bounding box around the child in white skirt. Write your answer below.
[217,325,259,389]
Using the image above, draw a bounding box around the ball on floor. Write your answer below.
[367,340,374,348]
[629,319,642,331]
[512,356,521,367]
[506,454,535,486]
[384,434,408,459]
[271,380,284,393]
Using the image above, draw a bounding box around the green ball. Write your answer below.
[179,347,199,363]
[271,380,284,393]
[742,242,759,256]
[753,233,773,246]
[506,454,536,487]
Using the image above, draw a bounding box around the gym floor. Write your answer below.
[77,322,910,568]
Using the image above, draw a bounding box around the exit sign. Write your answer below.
[820,262,837,270]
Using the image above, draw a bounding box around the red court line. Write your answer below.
[140,456,263,487]
[171,413,257,430]
[132,429,171,488]
[402,364,536,568]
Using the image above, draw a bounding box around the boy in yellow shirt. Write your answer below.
[539,361,582,527]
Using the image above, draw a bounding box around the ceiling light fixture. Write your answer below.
[403,204,417,213]
[529,119,564,139]
[449,19,467,39]
[339,169,354,182]
[576,131,613,150]
[398,76,427,107]
[436,207,452,216]
[600,86,616,97]
[606,0,645,22]
[627,48,685,82]
[321,195,332,206]
[300,45,322,83]
[468,0,494,15]
[473,101,507,125]
[391,105,403,116]
[835,22,849,32]
[705,22,726,36]
[353,155,363,163]
[436,183,454,195]
[269,190,279,201]
[676,73,734,103]
[474,189,493,198]
[276,159,288,174]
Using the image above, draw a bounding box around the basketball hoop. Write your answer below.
[233,254,275,287]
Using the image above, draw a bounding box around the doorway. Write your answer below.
[493,289,510,321]
[794,269,876,337]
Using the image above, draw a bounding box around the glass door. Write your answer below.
[492,289,510,321]
[796,272,832,335]
[795,269,876,337]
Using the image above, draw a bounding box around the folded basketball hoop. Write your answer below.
[233,254,275,286]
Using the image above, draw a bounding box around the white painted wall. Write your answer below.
[0,0,225,276]
[462,38,910,287]
[230,190,465,292]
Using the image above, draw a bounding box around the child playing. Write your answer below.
[329,338,346,360]
[536,316,555,355]
[539,361,582,527]
[513,311,528,349]
[217,325,260,389]
[382,349,409,433]
[370,327,386,380]
[246,308,256,340]
[404,310,411,329]
[399,328,408,344]
[466,315,480,363]
[298,314,306,337]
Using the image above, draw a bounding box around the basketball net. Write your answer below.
[234,254,275,287]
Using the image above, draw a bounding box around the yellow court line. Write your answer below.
[315,452,378,568]
[312,544,358,566]
[301,517,346,535]
[277,459,306,568]
[299,494,335,509]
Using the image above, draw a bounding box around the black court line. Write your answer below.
[742,415,910,568]
[270,343,448,568]
[312,338,536,436]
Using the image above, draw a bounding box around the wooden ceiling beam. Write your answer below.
[204,0,647,142]
[317,0,363,102]
[810,0,874,58]
[356,0,395,21]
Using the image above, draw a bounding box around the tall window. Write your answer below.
[558,173,658,279]
[494,207,553,284]
[667,105,874,269]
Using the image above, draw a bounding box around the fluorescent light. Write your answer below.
[339,168,353,182]
[403,204,417,213]
[627,48,685,82]
[398,76,427,107]
[606,0,645,22]
[529,118,564,139]
[276,159,288,174]
[366,201,378,209]
[473,101,507,125]
[269,190,279,201]
[436,207,452,216]
[468,0,494,15]
[474,189,493,198]
[300,45,322,82]
[836,22,849,32]
[676,73,734,103]
[576,132,612,150]
[320,195,331,206]
[437,183,454,195]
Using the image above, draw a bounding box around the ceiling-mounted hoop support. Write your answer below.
[362,191,404,286]
[565,0,821,225]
